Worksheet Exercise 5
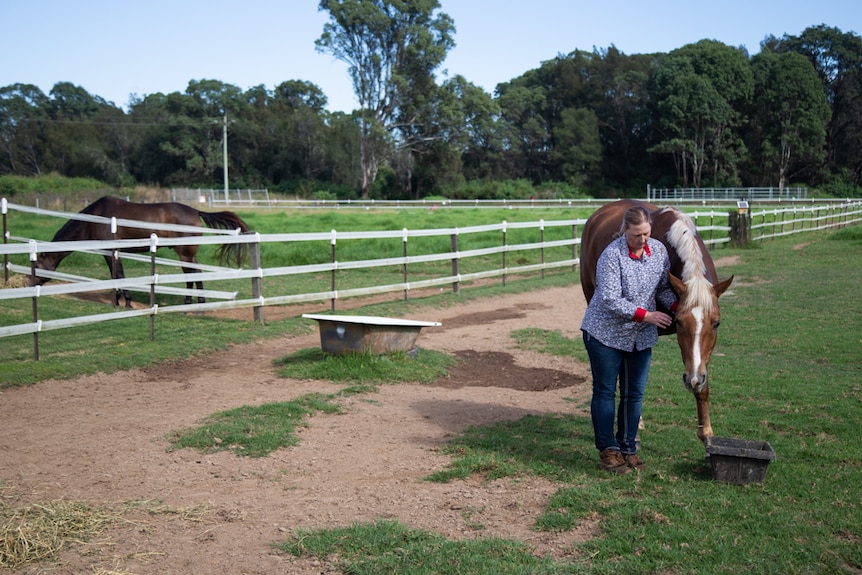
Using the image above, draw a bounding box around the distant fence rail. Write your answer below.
[647,186,809,202]
[170,188,271,206]
[202,196,835,210]
[2,198,861,359]
[171,191,840,210]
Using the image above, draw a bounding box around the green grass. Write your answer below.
[276,227,862,575]
[274,347,457,386]
[167,393,342,457]
[512,327,589,363]
[281,520,564,575]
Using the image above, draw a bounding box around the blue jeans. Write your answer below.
[583,331,652,454]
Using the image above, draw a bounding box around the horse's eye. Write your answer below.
[712,321,721,329]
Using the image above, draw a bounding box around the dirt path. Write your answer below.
[1,284,600,574]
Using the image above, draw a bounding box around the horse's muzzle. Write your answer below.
[683,373,708,393]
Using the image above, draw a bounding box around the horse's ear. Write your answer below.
[714,275,734,298]
[668,272,686,295]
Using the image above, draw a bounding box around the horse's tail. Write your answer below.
[198,210,251,268]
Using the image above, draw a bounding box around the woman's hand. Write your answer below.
[645,310,674,329]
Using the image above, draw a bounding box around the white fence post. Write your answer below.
[330,230,337,311]
[110,216,119,308]
[501,221,507,287]
[2,197,7,285]
[29,239,40,360]
[250,233,264,325]
[540,219,546,280]
[450,229,459,294]
[402,228,409,301]
[149,233,158,341]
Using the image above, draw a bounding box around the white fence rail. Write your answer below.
[170,188,271,206]
[647,186,809,201]
[203,196,844,210]
[2,198,861,358]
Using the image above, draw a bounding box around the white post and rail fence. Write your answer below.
[2,198,861,360]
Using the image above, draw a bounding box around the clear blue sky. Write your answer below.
[1,0,858,113]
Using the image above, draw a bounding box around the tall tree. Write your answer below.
[164,80,244,186]
[27,82,130,183]
[589,48,658,187]
[496,80,551,183]
[269,80,330,183]
[551,107,601,187]
[749,51,829,189]
[0,84,50,176]
[316,0,455,197]
[651,40,752,187]
[439,75,508,182]
[127,92,177,185]
[770,25,862,183]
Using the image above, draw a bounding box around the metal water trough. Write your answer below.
[705,437,776,485]
[302,314,441,355]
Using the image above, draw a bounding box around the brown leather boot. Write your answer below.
[599,449,632,474]
[624,453,647,470]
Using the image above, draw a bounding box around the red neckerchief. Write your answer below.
[629,242,651,260]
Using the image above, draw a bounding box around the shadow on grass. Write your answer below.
[426,413,598,484]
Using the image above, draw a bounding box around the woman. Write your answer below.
[581,205,677,474]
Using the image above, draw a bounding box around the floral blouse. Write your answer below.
[580,236,678,351]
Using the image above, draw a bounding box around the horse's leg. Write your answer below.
[192,249,206,304]
[103,254,132,308]
[179,265,205,304]
[178,246,205,305]
[102,254,118,306]
[190,257,205,303]
[116,259,133,308]
[180,265,196,305]
[695,387,713,441]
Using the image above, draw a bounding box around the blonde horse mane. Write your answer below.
[661,207,715,312]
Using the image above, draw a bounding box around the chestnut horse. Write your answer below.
[27,196,250,307]
[580,200,733,441]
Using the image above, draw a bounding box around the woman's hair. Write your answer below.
[613,205,652,238]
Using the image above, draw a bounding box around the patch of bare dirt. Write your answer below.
[0,285,598,574]
[712,255,740,268]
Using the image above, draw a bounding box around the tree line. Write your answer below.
[1,2,860,200]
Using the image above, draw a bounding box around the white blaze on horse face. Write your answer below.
[688,306,704,385]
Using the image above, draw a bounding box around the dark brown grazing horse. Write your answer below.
[580,200,734,441]
[27,196,250,307]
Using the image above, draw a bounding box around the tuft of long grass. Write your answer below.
[0,500,112,569]
[0,493,213,570]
